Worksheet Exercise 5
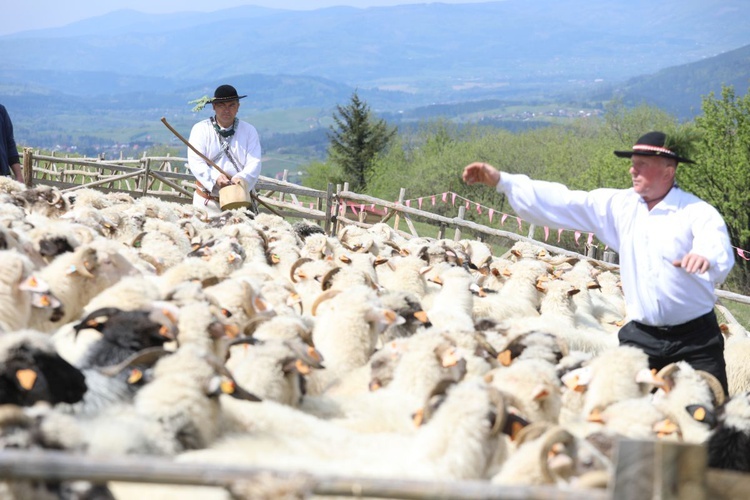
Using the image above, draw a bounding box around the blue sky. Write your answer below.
[3,1,492,36]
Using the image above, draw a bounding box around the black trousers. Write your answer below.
[618,310,728,396]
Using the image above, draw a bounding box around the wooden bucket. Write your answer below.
[219,180,252,211]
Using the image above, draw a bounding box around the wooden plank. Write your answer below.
[654,440,706,500]
[715,290,750,306]
[611,440,656,500]
[0,449,607,500]
[706,468,750,500]
[612,440,709,500]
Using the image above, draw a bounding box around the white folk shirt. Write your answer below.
[497,172,735,327]
[186,118,262,196]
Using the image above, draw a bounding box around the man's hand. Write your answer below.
[462,162,501,187]
[215,174,233,189]
[672,253,710,274]
[10,163,23,183]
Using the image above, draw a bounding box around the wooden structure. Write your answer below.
[0,440,749,499]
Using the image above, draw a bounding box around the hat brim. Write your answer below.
[210,95,247,103]
[614,150,695,164]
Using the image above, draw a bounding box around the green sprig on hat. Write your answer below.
[189,95,212,112]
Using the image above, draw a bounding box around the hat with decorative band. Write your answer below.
[210,84,247,103]
[614,131,695,164]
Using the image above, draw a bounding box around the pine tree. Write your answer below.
[328,91,396,191]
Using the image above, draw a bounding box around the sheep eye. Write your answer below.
[221,308,233,318]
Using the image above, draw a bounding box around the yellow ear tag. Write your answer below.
[220,380,236,394]
[412,408,425,427]
[127,369,143,384]
[16,369,37,390]
[295,359,311,375]
[498,350,513,367]
[693,407,707,421]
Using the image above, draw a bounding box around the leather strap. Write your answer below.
[195,181,219,202]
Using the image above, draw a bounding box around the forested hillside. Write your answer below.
[303,91,750,294]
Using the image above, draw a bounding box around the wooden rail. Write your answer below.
[0,449,605,500]
[0,441,748,499]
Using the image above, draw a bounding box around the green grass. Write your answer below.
[718,301,750,331]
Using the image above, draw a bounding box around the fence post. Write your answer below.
[142,158,151,197]
[454,205,465,241]
[586,244,598,260]
[333,183,342,236]
[437,222,446,240]
[394,188,406,232]
[279,170,288,203]
[22,147,33,187]
[527,224,536,240]
[325,183,334,236]
[603,250,617,264]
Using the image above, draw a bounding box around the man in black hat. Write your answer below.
[462,131,735,395]
[187,84,262,214]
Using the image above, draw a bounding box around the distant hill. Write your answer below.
[1,0,748,99]
[609,44,750,119]
[1,0,749,153]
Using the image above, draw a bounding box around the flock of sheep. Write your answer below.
[1,175,749,500]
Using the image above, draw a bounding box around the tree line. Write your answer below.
[308,87,750,294]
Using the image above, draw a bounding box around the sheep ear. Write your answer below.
[18,274,49,293]
[561,366,592,392]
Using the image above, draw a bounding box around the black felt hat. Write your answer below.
[614,131,695,164]
[210,84,247,103]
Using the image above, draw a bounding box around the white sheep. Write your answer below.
[423,263,476,332]
[0,250,37,332]
[28,239,141,332]
[181,378,512,482]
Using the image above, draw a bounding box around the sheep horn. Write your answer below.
[310,289,341,317]
[47,190,62,206]
[97,346,173,377]
[320,267,342,291]
[289,257,313,283]
[241,315,272,337]
[487,387,508,435]
[537,427,577,484]
[74,248,98,279]
[696,370,726,407]
[514,421,551,447]
[131,231,147,248]
[381,240,402,254]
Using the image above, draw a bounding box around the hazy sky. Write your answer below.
[3,1,492,36]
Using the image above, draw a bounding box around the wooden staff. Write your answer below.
[160,117,280,216]
[160,117,230,177]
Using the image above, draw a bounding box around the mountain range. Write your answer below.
[1,0,749,150]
